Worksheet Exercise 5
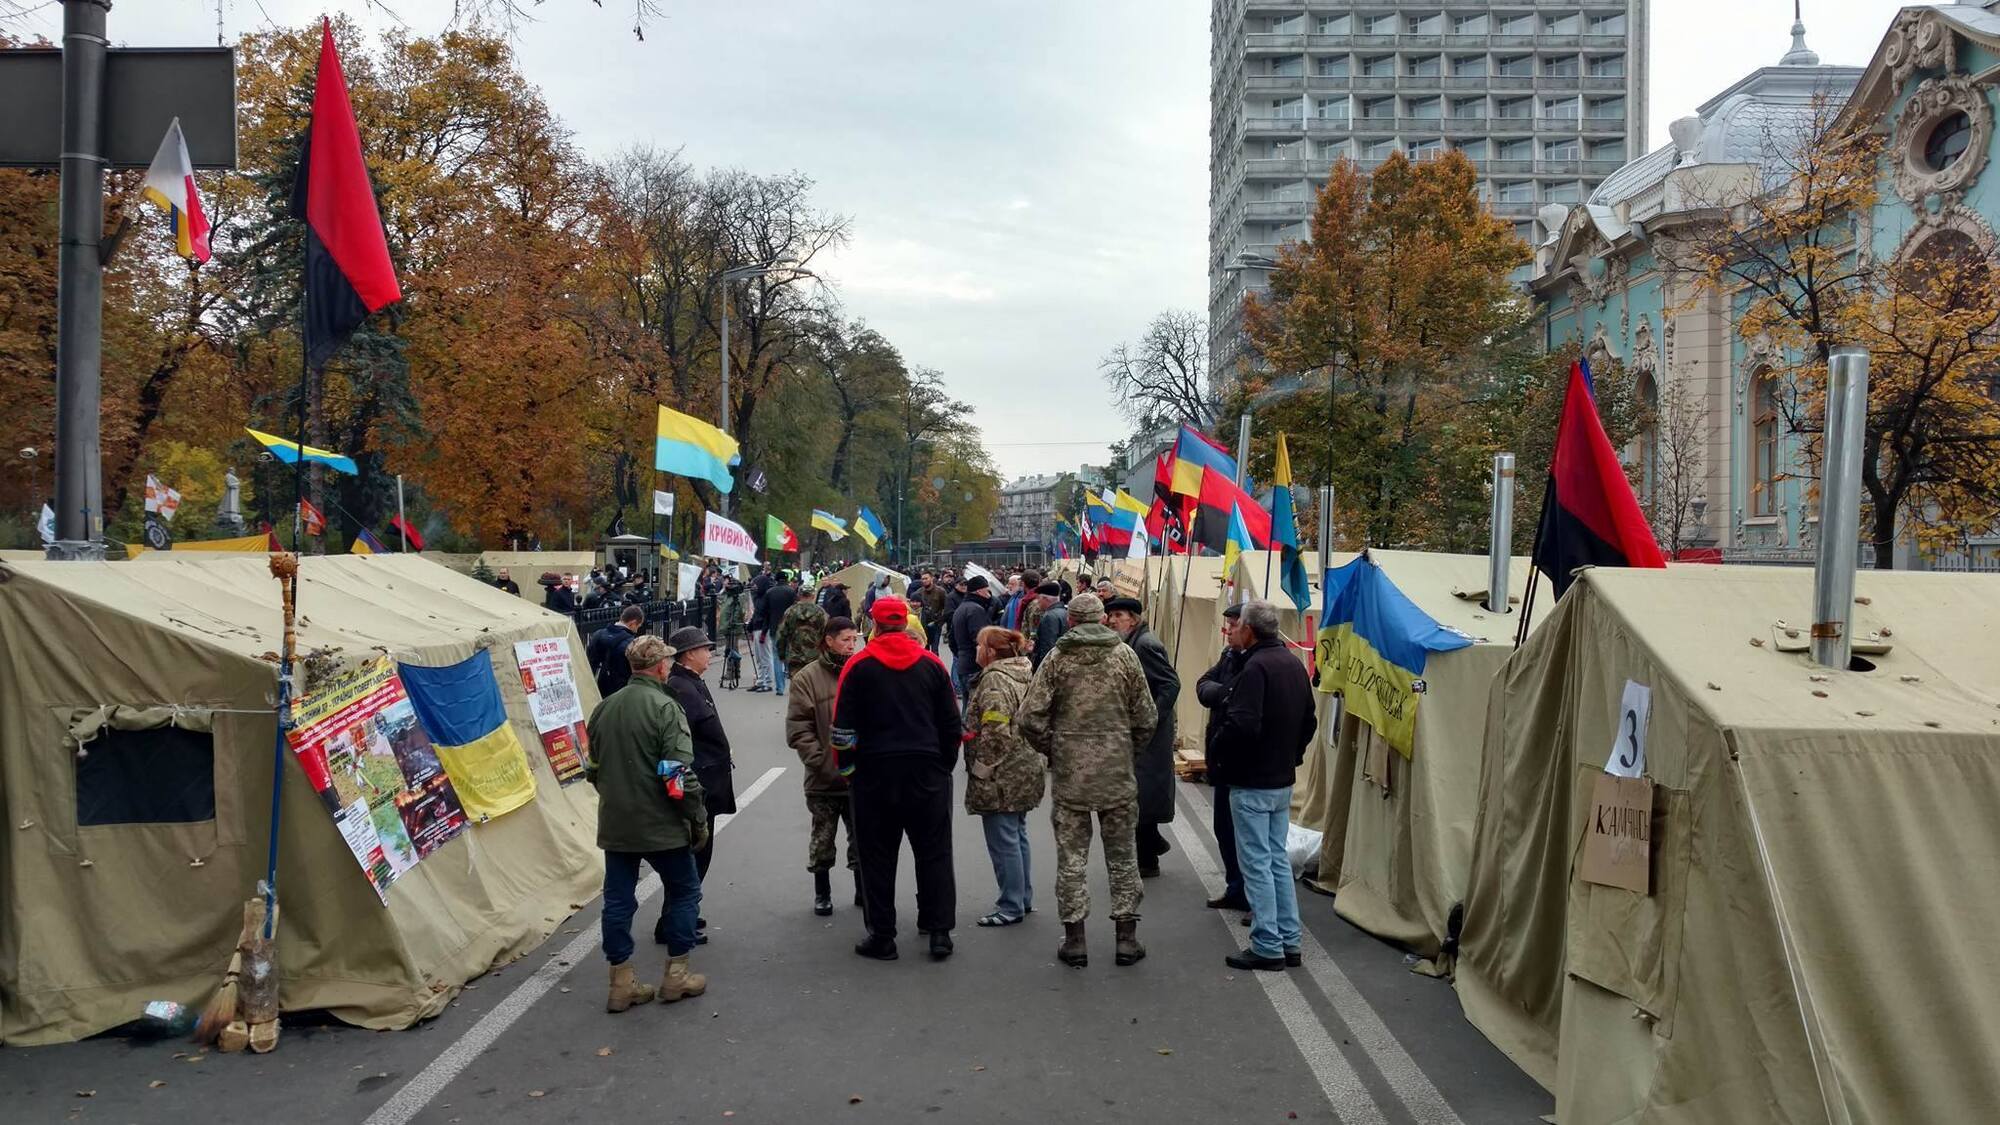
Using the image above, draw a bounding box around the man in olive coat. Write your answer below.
[588,634,710,1012]
[1104,596,1179,877]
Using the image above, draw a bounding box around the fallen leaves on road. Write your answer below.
[527,1089,546,1098]
[149,1080,167,1088]
[559,986,573,994]
[1156,1048,1173,1056]
[849,1095,865,1104]
[74,1090,94,1098]
[596,1047,614,1057]
[971,1065,986,1072]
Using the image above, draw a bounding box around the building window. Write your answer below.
[1271,14,1304,34]
[1361,96,1395,120]
[1407,13,1444,34]
[1587,13,1628,35]
[1366,139,1400,160]
[1406,55,1442,77]
[1587,54,1626,77]
[1409,138,1446,159]
[1515,220,1538,244]
[1497,13,1535,35]
[1751,371,1780,516]
[1268,55,1304,77]
[1496,180,1535,203]
[1545,13,1582,34]
[1408,96,1442,119]
[1496,96,1533,119]
[1362,54,1396,77]
[1452,14,1489,34]
[1544,181,1582,203]
[1317,14,1352,35]
[1496,54,1532,77]
[1316,96,1349,120]
[1451,54,1486,77]
[1546,138,1581,160]
[1545,96,1581,118]
[1924,111,1974,171]
[1497,138,1533,161]
[1543,55,1580,77]
[1319,138,1351,160]
[1634,371,1660,501]
[1458,138,1489,158]
[1451,96,1485,118]
[1363,13,1397,35]
[1317,55,1351,77]
[1588,96,1626,119]
[1270,97,1304,120]
[1589,138,1626,162]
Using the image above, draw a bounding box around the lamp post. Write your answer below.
[18,447,38,524]
[717,261,813,516]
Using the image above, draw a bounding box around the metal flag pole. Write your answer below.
[395,473,407,551]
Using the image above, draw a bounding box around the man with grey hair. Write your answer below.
[1208,599,1317,972]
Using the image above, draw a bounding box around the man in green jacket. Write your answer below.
[588,634,712,1013]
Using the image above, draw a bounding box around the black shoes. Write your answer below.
[1207,892,1251,911]
[1225,948,1288,972]
[854,933,899,960]
[928,930,954,960]
[1139,862,1162,879]
[1285,948,1303,968]
[813,871,834,917]
[853,871,865,907]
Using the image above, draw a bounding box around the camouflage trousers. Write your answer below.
[1051,801,1142,924]
[805,793,858,874]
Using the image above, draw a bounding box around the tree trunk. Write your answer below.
[1870,502,1899,570]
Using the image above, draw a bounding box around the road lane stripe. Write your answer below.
[363,765,787,1125]
[1167,809,1386,1124]
[1178,783,1466,1125]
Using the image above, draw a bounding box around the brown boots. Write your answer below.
[1114,918,1146,966]
[659,954,708,1002]
[607,963,656,1012]
[1057,921,1088,967]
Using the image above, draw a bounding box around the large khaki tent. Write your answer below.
[1457,565,2000,1122]
[1145,554,1233,752]
[822,561,908,598]
[0,554,601,1045]
[1290,550,1534,964]
[421,550,596,595]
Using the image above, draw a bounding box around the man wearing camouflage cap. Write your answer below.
[1018,592,1158,968]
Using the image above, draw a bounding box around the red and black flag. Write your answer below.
[1191,465,1271,555]
[293,19,401,370]
[1529,358,1665,600]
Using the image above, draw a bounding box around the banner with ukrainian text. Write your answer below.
[1313,556,1473,757]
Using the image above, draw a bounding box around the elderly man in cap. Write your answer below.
[833,595,963,961]
[1018,593,1158,968]
[1104,595,1179,878]
[656,626,736,947]
[587,634,709,1012]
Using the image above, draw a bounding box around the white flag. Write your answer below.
[677,562,701,599]
[37,503,56,545]
[141,118,210,263]
[653,489,675,517]
[143,475,182,522]
[701,510,760,565]
[1127,523,1148,560]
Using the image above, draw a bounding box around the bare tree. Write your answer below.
[1099,310,1219,428]
[447,0,669,40]
[1642,376,1709,556]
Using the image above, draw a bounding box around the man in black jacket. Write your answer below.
[1209,599,1316,972]
[588,605,646,699]
[1105,597,1178,877]
[832,595,963,961]
[1195,603,1249,910]
[746,565,777,692]
[657,626,737,947]
[947,575,994,701]
[760,572,801,696]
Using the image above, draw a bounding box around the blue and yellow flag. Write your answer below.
[246,427,358,476]
[854,506,885,548]
[811,509,848,540]
[399,650,539,821]
[1271,434,1312,612]
[655,405,740,494]
[1314,556,1473,757]
[1222,501,1253,576]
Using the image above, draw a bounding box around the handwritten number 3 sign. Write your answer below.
[1606,680,1651,779]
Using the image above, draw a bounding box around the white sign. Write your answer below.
[677,562,701,599]
[1605,679,1651,779]
[702,510,760,565]
[653,489,675,517]
[513,637,585,735]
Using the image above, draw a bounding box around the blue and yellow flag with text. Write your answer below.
[1314,556,1473,756]
[399,650,539,820]
[854,506,885,548]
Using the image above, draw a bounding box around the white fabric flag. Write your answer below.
[37,503,56,545]
[702,510,760,565]
[677,562,701,599]
[653,489,675,517]
[1127,522,1148,560]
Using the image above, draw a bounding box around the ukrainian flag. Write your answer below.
[812,509,848,540]
[1314,556,1473,757]
[656,405,740,493]
[854,506,885,548]
[1222,501,1253,575]
[245,427,358,476]
[1113,488,1150,516]
[399,650,539,821]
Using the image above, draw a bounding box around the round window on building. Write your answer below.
[1923,110,1973,172]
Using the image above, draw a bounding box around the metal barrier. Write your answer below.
[566,595,716,642]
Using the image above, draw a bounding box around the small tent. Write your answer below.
[0,554,601,1045]
[822,561,908,599]
[1456,565,2000,1122]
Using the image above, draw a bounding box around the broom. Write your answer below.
[191,949,243,1045]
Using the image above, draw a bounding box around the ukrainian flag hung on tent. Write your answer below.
[1314,555,1473,757]
[399,650,539,820]
[655,405,741,494]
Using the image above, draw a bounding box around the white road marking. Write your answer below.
[1177,783,1466,1125]
[1167,808,1386,1125]
[363,765,787,1125]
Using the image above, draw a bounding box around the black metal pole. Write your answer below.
[52,0,112,557]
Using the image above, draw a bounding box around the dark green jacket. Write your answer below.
[587,676,707,852]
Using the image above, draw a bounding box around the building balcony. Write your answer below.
[1351,75,1402,90]
[1487,114,1537,132]
[1243,157,1311,177]
[1244,199,1311,219]
[1243,112,1307,135]
[1486,74,1535,90]
[1306,33,1353,49]
[1579,115,1628,135]
[1536,115,1586,132]
[1581,75,1627,91]
[1440,74,1491,89]
[1305,73,1354,91]
[1488,200,1540,218]
[1246,74,1307,91]
[1580,34,1627,50]
[1353,34,1398,48]
[1245,32,1307,52]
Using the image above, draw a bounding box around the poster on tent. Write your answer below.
[513,636,590,785]
[287,659,470,902]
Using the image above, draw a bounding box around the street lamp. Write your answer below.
[18,447,38,524]
[717,261,814,515]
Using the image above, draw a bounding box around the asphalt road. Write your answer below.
[1,658,1550,1124]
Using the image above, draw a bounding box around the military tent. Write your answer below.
[1456,565,2000,1122]
[822,561,908,598]
[0,554,601,1045]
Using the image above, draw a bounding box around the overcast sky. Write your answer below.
[45,0,1929,479]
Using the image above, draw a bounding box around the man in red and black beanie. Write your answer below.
[832,595,963,962]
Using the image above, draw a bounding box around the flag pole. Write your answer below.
[395,473,407,552]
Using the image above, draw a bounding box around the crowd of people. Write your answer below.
[581,556,1319,1013]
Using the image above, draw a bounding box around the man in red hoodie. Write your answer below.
[832,595,963,962]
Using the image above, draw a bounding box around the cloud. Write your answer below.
[826,237,1000,304]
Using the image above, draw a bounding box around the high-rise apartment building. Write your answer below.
[1209,2,1649,366]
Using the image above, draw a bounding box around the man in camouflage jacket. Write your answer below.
[1017,593,1158,967]
[775,595,830,679]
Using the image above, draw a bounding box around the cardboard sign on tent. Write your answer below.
[0,554,602,1045]
[1455,565,2000,1124]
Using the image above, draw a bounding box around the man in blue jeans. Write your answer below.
[586,634,712,1011]
[1207,599,1318,971]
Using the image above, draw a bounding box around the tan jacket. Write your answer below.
[785,656,848,796]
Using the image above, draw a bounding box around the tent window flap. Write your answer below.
[75,725,217,826]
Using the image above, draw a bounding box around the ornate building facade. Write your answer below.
[1531,4,2000,567]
